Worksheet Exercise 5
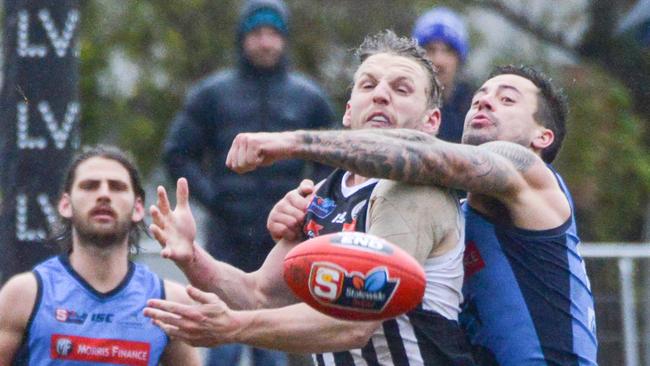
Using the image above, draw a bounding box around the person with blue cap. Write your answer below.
[162,0,335,365]
[413,6,475,143]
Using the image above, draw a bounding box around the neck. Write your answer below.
[69,239,130,293]
[345,172,370,187]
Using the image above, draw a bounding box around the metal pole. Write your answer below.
[619,257,639,366]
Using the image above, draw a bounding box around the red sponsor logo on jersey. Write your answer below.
[463,240,485,279]
[341,219,357,232]
[51,334,150,366]
[304,219,324,237]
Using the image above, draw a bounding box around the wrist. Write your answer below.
[176,242,200,271]
[230,309,255,344]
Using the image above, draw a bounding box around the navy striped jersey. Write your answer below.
[304,169,474,366]
[14,255,169,366]
[459,168,598,365]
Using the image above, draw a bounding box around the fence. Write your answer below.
[582,243,650,366]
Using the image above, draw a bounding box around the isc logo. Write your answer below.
[91,313,113,323]
[309,263,344,302]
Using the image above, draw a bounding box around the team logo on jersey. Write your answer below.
[308,262,399,312]
[55,308,88,324]
[304,219,324,238]
[50,334,151,366]
[463,240,485,279]
[307,196,336,218]
[56,338,73,356]
[330,232,394,255]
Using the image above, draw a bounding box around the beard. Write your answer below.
[71,211,132,249]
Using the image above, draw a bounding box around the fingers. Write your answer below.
[150,205,165,229]
[149,224,167,248]
[157,186,171,215]
[226,133,264,174]
[176,178,189,208]
[186,285,221,305]
[297,179,315,197]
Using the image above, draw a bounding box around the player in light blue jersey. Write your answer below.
[218,64,598,365]
[0,145,200,365]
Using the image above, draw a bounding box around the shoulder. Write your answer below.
[162,280,192,305]
[0,272,38,322]
[479,141,560,191]
[368,180,460,262]
[186,69,238,99]
[0,272,38,298]
[371,180,457,209]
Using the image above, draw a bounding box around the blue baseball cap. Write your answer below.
[412,7,469,63]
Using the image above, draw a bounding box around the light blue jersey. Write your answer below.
[15,255,169,366]
[460,167,598,365]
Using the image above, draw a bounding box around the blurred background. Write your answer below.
[2,0,650,364]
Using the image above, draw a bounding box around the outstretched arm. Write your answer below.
[227,129,570,229]
[227,129,527,197]
[150,178,297,310]
[159,281,201,365]
[144,286,380,353]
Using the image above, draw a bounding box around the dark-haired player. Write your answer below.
[0,145,200,365]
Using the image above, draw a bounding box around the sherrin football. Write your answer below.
[283,232,426,321]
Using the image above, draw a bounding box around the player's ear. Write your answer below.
[342,102,352,128]
[58,193,72,219]
[419,108,441,135]
[531,127,554,150]
[131,197,145,223]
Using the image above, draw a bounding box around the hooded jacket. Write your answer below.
[163,0,335,271]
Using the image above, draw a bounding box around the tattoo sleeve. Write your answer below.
[292,129,531,196]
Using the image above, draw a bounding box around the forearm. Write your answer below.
[236,303,379,353]
[291,129,516,195]
[178,240,298,310]
[177,243,260,310]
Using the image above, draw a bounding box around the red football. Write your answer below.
[283,232,426,321]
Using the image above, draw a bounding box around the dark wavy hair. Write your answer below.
[53,145,147,253]
[354,29,443,109]
[489,65,568,163]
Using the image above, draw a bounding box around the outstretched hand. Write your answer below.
[143,285,246,347]
[226,132,295,174]
[149,178,197,267]
[267,179,315,242]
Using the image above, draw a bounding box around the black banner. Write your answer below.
[0,0,80,282]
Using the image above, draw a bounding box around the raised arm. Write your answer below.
[0,273,37,364]
[150,178,297,310]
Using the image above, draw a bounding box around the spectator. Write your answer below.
[162,0,335,365]
[412,6,475,143]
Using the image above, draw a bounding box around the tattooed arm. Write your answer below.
[228,129,531,197]
[226,128,570,229]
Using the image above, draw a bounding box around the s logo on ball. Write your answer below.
[284,232,426,320]
[309,262,399,313]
